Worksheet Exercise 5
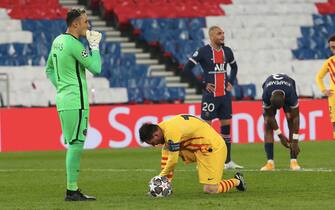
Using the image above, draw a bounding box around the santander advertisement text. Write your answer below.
[0,99,332,152]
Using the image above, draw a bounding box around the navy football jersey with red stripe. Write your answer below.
[189,44,237,97]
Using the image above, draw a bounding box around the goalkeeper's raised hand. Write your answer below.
[86,30,102,50]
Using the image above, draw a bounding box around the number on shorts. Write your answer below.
[202,102,215,112]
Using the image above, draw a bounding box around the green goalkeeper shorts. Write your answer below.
[58,109,89,144]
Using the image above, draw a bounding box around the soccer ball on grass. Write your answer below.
[148,176,172,197]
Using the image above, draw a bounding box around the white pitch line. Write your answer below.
[0,169,158,173]
[240,168,335,172]
[0,168,334,173]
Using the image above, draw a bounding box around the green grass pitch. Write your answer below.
[0,141,335,210]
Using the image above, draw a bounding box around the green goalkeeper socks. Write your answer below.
[66,141,84,191]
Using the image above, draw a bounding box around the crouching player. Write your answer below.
[139,114,246,194]
[261,73,301,171]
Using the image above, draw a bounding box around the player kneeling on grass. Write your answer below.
[139,114,246,194]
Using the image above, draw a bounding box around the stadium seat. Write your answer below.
[141,77,166,88]
[232,85,243,100]
[127,87,144,103]
[92,88,128,104]
[241,84,257,100]
[142,88,167,102]
[167,87,186,102]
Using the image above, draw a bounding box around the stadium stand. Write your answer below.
[99,0,230,27]
[0,0,334,106]
[0,0,189,106]
[201,0,331,99]
[127,0,332,99]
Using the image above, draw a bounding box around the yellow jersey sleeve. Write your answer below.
[315,60,329,92]
[159,150,179,177]
[158,124,182,177]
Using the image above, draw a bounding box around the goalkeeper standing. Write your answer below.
[46,8,102,201]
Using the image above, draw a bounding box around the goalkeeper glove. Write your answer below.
[86,30,102,50]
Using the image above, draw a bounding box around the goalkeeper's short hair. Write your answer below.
[66,8,86,27]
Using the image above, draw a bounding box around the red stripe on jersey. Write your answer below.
[188,144,203,148]
[227,180,234,188]
[215,73,225,97]
[162,157,168,160]
[223,180,229,191]
[219,181,225,192]
[180,137,204,146]
[213,49,224,63]
[213,49,225,97]
[184,137,204,141]
[328,59,335,85]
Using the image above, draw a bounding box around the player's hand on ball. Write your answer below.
[86,30,102,50]
[278,134,290,148]
[290,140,300,156]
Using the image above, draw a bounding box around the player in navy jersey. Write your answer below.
[183,26,243,169]
[261,73,301,171]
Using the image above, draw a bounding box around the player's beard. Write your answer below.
[217,39,224,46]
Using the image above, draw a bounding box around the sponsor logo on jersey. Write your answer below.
[208,64,226,74]
[214,63,225,72]
[265,80,291,88]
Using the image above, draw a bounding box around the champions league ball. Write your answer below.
[148,176,172,197]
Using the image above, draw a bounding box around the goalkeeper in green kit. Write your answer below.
[45,8,102,201]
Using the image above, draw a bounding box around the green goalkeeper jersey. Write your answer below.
[46,33,101,111]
